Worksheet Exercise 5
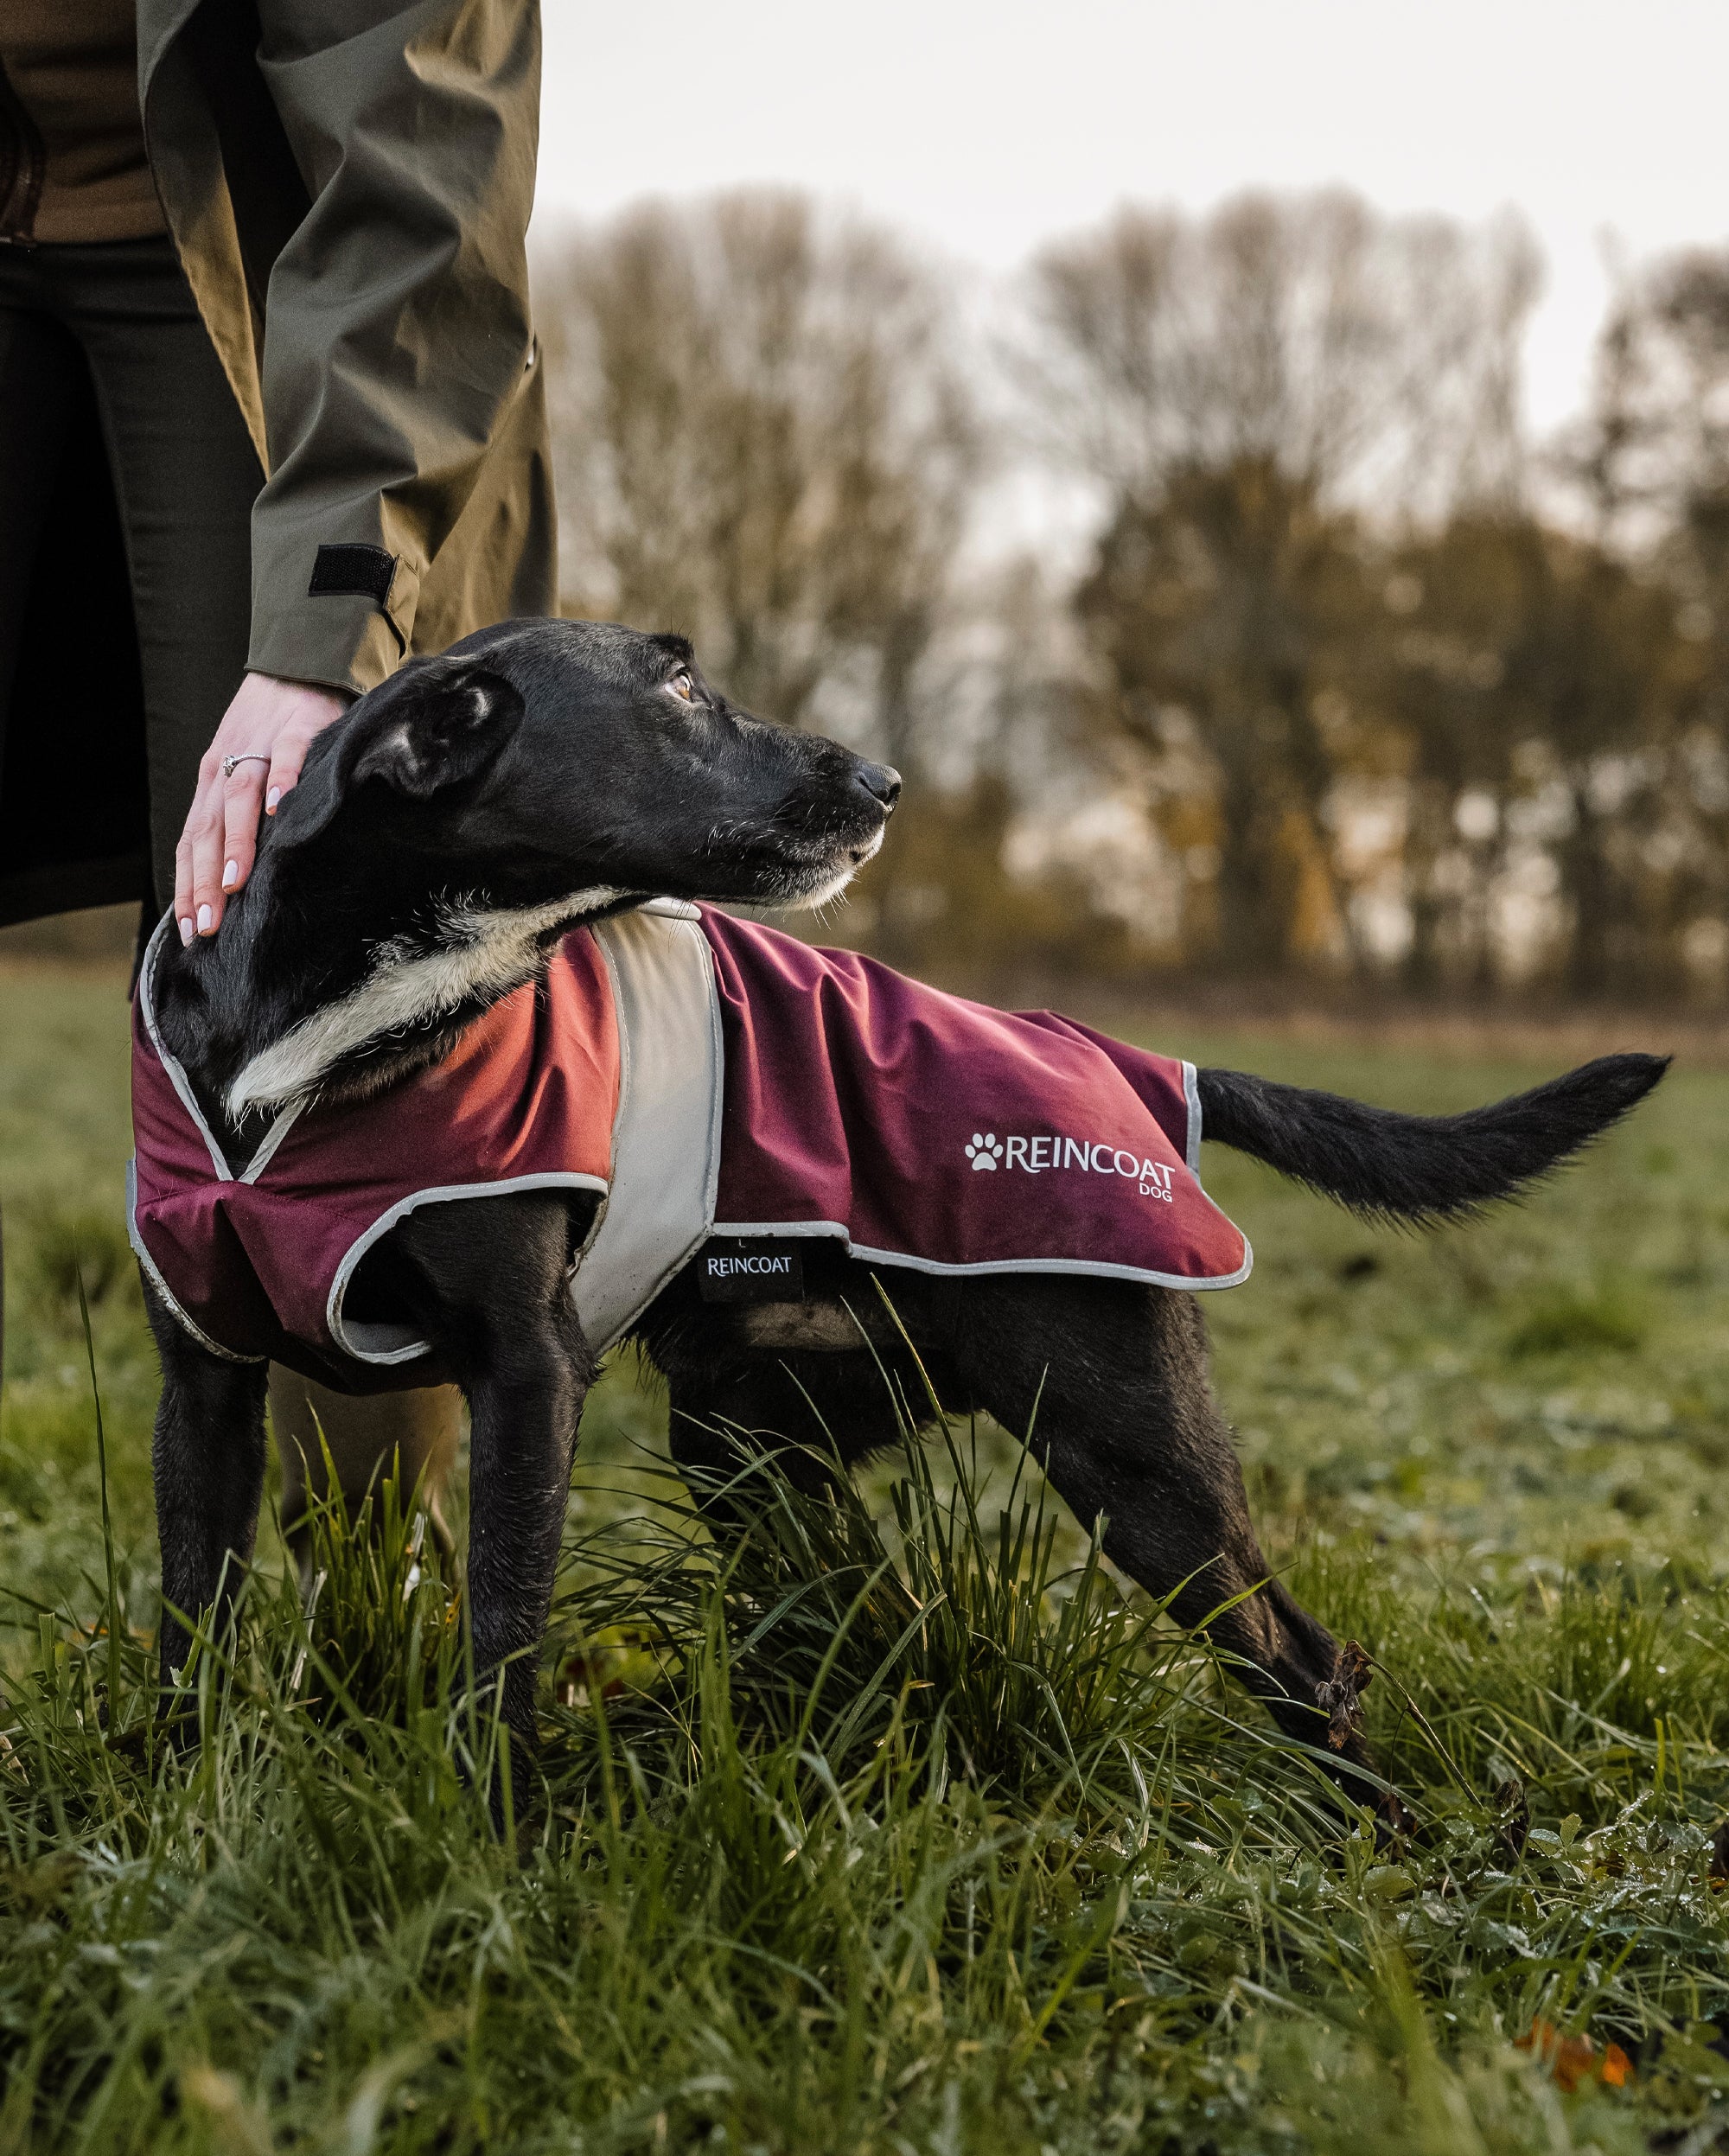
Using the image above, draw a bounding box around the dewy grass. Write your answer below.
[3,1336,1728,2153]
[4,996,1729,2150]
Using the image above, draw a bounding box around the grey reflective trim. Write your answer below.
[136,912,303,1184]
[1183,1060,1203,1181]
[324,1171,609,1365]
[137,915,233,1182]
[573,909,724,1349]
[705,1218,1254,1293]
[237,1098,306,1184]
[126,1157,267,1364]
[705,1219,855,1241]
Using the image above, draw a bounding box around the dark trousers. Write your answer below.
[0,237,460,1518]
[0,234,261,918]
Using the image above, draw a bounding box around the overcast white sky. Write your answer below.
[535,0,1729,441]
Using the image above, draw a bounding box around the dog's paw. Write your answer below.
[965,1132,1003,1171]
[1317,1637,1373,1751]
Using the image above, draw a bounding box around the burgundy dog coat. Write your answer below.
[131,903,1250,1389]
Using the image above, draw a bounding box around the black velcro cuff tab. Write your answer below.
[308,543,397,606]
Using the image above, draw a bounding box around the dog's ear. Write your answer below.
[277,658,525,845]
[347,661,526,800]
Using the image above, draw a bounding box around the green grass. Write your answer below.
[3,958,1728,2152]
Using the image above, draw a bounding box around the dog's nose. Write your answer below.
[857,762,902,812]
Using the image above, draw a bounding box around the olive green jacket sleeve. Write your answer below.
[139,0,557,696]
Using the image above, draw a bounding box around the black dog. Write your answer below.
[139,619,1666,1821]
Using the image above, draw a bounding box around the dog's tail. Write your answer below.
[1194,1053,1668,1226]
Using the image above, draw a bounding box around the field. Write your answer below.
[3,955,1729,2153]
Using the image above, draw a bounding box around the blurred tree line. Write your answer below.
[536,188,1729,1005]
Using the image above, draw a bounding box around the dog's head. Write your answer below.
[274,620,899,912]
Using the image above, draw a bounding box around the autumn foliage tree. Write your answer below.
[533,186,1729,1006]
[539,190,978,779]
[1023,193,1539,977]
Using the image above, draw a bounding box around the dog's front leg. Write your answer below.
[463,1335,589,1815]
[382,1192,596,1826]
[143,1278,269,1725]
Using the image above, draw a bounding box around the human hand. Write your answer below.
[175,672,350,941]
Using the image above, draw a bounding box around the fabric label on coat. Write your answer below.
[696,1238,807,1304]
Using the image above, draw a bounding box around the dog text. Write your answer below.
[967,1132,1177,1200]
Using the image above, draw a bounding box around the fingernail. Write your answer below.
[266,788,280,813]
[222,860,238,890]
[196,903,213,934]
[178,917,195,946]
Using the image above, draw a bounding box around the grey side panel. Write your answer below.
[575,904,723,1349]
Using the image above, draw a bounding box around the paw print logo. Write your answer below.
[965,1132,1003,1170]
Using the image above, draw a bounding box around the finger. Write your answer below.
[263,733,313,815]
[220,761,271,898]
[175,758,225,942]
[173,826,198,946]
[190,782,233,937]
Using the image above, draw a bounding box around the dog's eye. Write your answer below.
[666,670,695,702]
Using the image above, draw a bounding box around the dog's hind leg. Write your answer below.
[144,1279,270,1720]
[949,1274,1394,1821]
